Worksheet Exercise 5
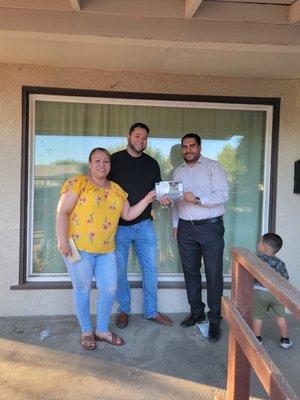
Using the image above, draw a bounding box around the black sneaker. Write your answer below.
[181,313,206,327]
[256,336,262,343]
[208,323,222,342]
[280,337,293,349]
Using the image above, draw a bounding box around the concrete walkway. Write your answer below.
[0,314,298,399]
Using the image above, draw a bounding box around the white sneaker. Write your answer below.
[280,337,293,349]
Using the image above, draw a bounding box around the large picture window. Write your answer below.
[20,88,279,285]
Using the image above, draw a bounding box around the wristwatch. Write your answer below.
[195,196,201,205]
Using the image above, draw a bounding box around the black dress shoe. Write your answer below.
[208,323,222,342]
[181,313,206,327]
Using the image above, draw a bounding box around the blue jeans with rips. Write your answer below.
[63,250,117,334]
[115,219,158,318]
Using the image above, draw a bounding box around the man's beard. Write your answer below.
[128,140,146,154]
[183,154,199,164]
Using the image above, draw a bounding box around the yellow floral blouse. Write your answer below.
[61,175,127,253]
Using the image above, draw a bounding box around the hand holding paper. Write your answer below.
[68,239,81,263]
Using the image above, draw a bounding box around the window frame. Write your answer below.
[14,86,280,290]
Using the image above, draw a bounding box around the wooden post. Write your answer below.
[231,249,254,324]
[226,252,254,400]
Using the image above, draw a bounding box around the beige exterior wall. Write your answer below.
[0,63,299,317]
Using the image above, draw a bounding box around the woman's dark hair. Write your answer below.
[261,233,283,253]
[88,147,111,162]
[181,133,201,146]
[129,122,150,135]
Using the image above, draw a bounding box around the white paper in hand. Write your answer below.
[155,181,183,201]
[68,239,81,263]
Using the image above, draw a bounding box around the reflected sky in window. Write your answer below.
[35,135,243,165]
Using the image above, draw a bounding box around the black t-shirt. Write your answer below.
[109,150,162,225]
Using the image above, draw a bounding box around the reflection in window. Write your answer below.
[29,99,267,280]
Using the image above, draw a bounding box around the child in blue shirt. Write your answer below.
[252,233,293,349]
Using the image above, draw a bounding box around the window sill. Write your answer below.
[10,281,231,290]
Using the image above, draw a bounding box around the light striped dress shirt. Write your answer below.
[172,155,229,228]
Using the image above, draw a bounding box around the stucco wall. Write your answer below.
[0,63,299,317]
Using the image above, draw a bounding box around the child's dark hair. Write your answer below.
[261,233,283,253]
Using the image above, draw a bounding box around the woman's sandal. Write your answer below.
[94,331,125,346]
[80,333,97,350]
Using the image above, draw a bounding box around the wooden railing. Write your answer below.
[222,247,300,400]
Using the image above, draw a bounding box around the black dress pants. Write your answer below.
[177,218,225,324]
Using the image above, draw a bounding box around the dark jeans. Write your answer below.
[177,218,225,324]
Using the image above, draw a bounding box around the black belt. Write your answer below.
[180,216,223,225]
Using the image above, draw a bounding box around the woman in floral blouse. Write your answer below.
[56,147,155,350]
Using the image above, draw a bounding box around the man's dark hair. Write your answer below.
[129,122,150,135]
[88,147,111,162]
[181,133,201,146]
[261,233,283,253]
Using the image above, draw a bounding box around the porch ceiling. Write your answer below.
[0,0,300,79]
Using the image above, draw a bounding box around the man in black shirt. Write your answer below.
[109,122,173,328]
